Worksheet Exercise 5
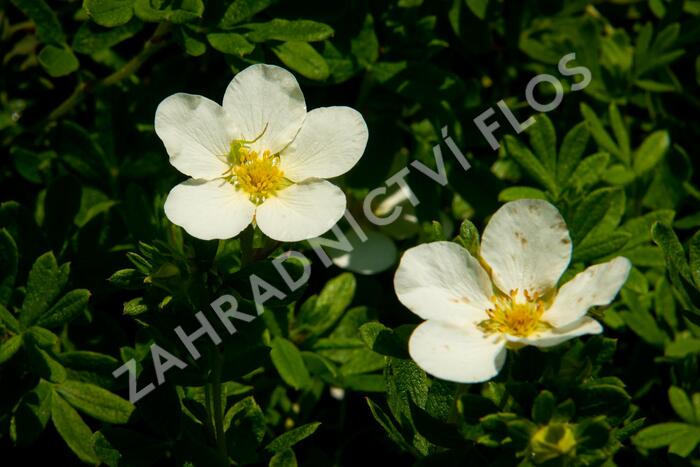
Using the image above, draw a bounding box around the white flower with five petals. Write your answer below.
[394,199,631,384]
[155,64,368,242]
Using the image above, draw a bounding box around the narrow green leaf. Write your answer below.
[581,103,623,162]
[557,122,589,183]
[687,229,700,288]
[245,19,334,42]
[55,380,134,424]
[571,188,616,244]
[0,334,22,364]
[609,103,630,160]
[457,219,480,258]
[0,304,19,333]
[504,135,557,193]
[219,0,274,29]
[270,337,312,390]
[51,393,99,464]
[528,114,557,174]
[35,289,90,329]
[265,422,321,453]
[633,422,694,449]
[633,131,669,175]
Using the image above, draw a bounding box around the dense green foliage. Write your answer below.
[2,0,700,465]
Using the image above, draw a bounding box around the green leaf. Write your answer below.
[556,122,589,184]
[532,390,555,424]
[84,0,135,27]
[528,114,557,174]
[366,398,413,453]
[633,131,669,175]
[652,222,691,280]
[26,326,59,348]
[571,188,616,244]
[219,0,274,29]
[38,45,80,77]
[581,103,623,162]
[298,273,355,335]
[72,19,143,54]
[574,384,630,418]
[269,449,297,467]
[24,341,67,382]
[35,289,90,328]
[265,422,321,454]
[272,41,330,81]
[20,252,69,328]
[504,135,557,194]
[457,219,480,258]
[0,304,19,333]
[0,334,22,364]
[688,231,700,288]
[108,269,145,290]
[466,0,489,19]
[270,337,312,390]
[633,422,698,449]
[574,231,631,262]
[609,103,630,161]
[669,387,697,424]
[10,0,64,44]
[51,392,99,464]
[177,26,207,56]
[0,230,18,305]
[55,380,134,424]
[498,186,547,202]
[11,380,53,447]
[668,428,700,456]
[569,152,610,191]
[225,396,266,463]
[359,322,407,358]
[207,32,255,56]
[245,19,334,43]
[134,0,203,23]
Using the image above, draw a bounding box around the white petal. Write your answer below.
[330,230,397,275]
[409,320,507,384]
[505,317,603,348]
[255,180,345,242]
[480,199,571,299]
[164,179,255,240]
[543,257,631,328]
[280,107,368,182]
[155,93,234,179]
[222,64,306,155]
[394,242,493,327]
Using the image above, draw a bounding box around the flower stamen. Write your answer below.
[478,288,550,337]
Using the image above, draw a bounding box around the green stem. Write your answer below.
[212,351,228,462]
[47,22,171,122]
[239,226,255,268]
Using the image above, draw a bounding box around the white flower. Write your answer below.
[394,199,631,384]
[155,64,368,242]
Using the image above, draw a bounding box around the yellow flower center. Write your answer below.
[224,141,285,204]
[478,289,550,337]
